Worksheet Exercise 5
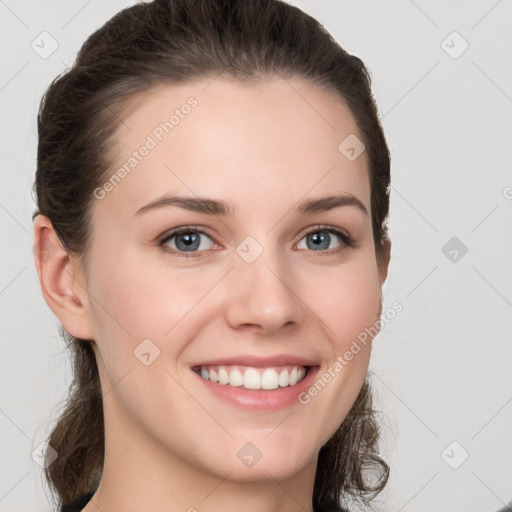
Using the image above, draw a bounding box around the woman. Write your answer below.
[32,0,392,510]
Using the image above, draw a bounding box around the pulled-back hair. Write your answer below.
[33,0,391,510]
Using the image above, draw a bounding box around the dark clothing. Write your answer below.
[61,491,349,511]
[61,492,94,512]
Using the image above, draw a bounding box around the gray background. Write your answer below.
[1,0,511,511]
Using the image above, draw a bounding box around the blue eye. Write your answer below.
[158,225,353,258]
[296,227,352,253]
[160,227,217,256]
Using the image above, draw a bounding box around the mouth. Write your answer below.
[190,354,320,411]
[190,356,320,411]
[192,364,310,391]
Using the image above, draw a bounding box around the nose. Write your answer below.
[223,241,304,334]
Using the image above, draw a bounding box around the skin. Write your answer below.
[33,76,390,512]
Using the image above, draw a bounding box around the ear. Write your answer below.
[378,237,391,286]
[374,237,391,320]
[33,214,94,340]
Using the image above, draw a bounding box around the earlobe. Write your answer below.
[33,214,94,340]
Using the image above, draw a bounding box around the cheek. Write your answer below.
[294,269,379,452]
[86,255,201,422]
[304,258,382,351]
[292,256,379,426]
[88,252,202,342]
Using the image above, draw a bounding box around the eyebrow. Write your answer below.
[134,193,368,217]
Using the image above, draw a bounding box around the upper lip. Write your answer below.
[191,354,319,369]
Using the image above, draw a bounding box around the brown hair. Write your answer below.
[32,0,391,510]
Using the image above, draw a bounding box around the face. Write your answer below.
[79,77,388,483]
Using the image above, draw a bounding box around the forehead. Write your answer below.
[95,76,370,220]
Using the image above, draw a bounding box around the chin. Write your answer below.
[209,431,319,483]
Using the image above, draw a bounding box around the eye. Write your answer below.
[159,227,218,257]
[296,225,353,254]
[158,224,354,258]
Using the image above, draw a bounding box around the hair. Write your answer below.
[32,0,391,510]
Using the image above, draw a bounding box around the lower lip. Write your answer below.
[192,366,320,411]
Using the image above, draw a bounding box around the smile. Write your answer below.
[194,364,308,390]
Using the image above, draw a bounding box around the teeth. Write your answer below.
[228,369,244,387]
[244,368,261,390]
[278,369,289,387]
[218,367,229,385]
[289,367,298,386]
[197,364,307,390]
[261,368,279,390]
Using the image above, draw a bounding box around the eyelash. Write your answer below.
[157,224,354,258]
